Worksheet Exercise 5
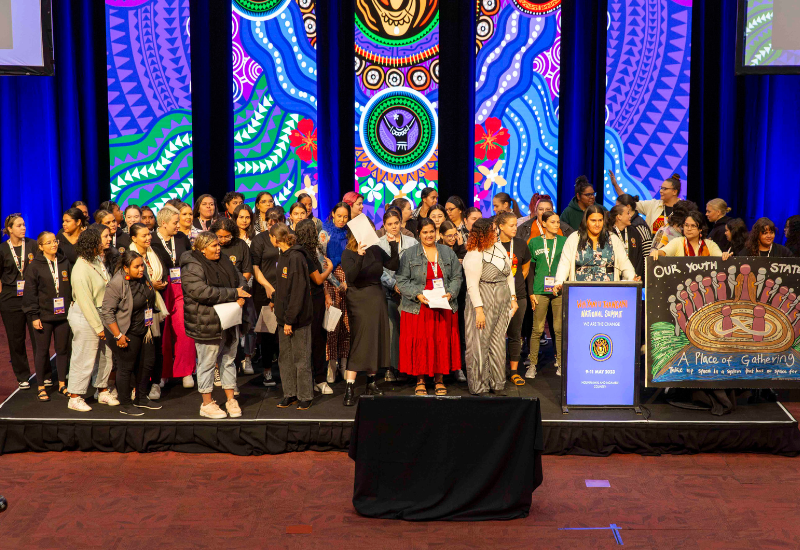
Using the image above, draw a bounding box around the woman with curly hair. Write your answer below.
[462,218,517,395]
[785,215,800,257]
[740,218,794,257]
[295,218,334,394]
[724,218,749,256]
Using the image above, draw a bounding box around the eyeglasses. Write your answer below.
[444,207,458,213]
[443,233,457,240]
[42,240,59,246]
[660,186,676,192]
[683,224,698,230]
[580,192,596,197]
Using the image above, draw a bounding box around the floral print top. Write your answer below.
[575,240,614,282]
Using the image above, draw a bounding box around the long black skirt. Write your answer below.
[346,284,391,372]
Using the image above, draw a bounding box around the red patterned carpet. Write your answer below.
[1,326,800,548]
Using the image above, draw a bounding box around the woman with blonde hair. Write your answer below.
[706,198,733,252]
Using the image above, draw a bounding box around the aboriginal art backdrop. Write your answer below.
[474,0,561,217]
[105,0,194,212]
[354,0,440,223]
[647,257,800,389]
[603,0,691,207]
[232,0,319,214]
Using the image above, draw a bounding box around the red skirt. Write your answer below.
[398,262,462,376]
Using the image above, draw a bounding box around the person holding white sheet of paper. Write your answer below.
[181,232,250,419]
[320,202,352,384]
[340,225,399,407]
[395,218,462,396]
[270,224,315,410]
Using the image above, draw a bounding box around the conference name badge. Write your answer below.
[16,281,24,297]
[53,297,65,315]
[169,267,181,284]
[144,308,154,327]
[432,278,444,291]
[544,276,555,293]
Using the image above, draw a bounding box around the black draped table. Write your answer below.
[349,396,543,521]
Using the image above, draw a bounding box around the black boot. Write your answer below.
[343,383,357,407]
[364,376,383,397]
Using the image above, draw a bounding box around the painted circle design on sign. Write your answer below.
[590,334,613,361]
[232,0,291,21]
[359,87,438,174]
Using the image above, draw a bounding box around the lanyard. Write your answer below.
[543,237,557,274]
[429,249,438,278]
[8,240,24,276]
[535,219,544,238]
[112,232,116,248]
[762,244,773,256]
[158,232,175,264]
[47,257,60,296]
[141,250,155,279]
[83,257,109,284]
[614,227,629,255]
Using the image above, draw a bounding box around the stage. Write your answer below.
[1,356,799,457]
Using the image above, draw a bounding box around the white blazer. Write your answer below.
[555,232,637,285]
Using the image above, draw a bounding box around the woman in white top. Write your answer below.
[462,218,517,395]
[650,210,732,260]
[553,205,638,295]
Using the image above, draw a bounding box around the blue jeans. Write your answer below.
[195,328,238,393]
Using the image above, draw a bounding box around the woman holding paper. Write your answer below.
[340,222,399,406]
[320,203,352,383]
[463,218,517,395]
[181,231,250,419]
[395,218,462,395]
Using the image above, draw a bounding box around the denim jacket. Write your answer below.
[378,233,418,300]
[395,243,462,314]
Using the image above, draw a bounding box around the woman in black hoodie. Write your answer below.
[23,232,72,401]
[270,224,315,411]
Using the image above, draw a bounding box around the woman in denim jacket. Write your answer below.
[395,219,463,396]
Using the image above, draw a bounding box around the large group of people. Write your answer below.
[2,176,798,416]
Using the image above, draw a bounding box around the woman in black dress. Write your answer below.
[57,208,87,265]
[340,228,399,406]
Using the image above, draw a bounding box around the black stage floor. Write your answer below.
[2,355,799,456]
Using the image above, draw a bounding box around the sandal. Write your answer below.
[58,386,69,397]
[511,373,526,386]
[435,383,447,396]
[37,389,50,402]
[415,382,428,396]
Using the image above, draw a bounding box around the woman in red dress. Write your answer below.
[395,218,463,395]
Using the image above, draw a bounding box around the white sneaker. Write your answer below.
[226,399,242,418]
[109,387,118,400]
[241,357,254,375]
[148,384,161,400]
[200,400,227,419]
[159,378,167,388]
[182,375,195,388]
[68,396,92,412]
[384,370,397,382]
[525,366,537,380]
[326,361,337,384]
[314,382,333,395]
[97,390,120,406]
[556,364,562,377]
[213,368,222,387]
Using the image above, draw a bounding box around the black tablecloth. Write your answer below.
[349,396,543,521]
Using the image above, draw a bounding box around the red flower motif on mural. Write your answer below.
[474,117,510,161]
[289,118,318,163]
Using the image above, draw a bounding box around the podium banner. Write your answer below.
[563,282,641,407]
[646,257,800,388]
